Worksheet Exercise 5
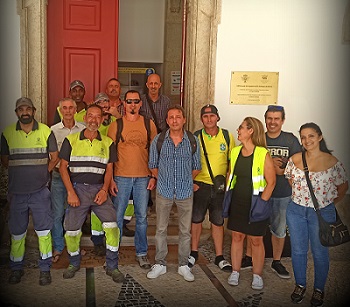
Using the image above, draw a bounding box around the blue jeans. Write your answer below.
[286,201,336,291]
[50,171,67,253]
[113,176,149,256]
[269,196,291,238]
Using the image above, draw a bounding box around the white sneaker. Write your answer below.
[146,264,166,279]
[228,271,240,286]
[178,265,194,282]
[251,274,264,290]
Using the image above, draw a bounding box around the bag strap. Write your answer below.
[145,95,161,133]
[143,116,151,150]
[199,131,215,183]
[301,151,320,211]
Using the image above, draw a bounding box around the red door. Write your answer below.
[47,0,119,124]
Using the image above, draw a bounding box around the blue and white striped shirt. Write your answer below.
[149,130,201,200]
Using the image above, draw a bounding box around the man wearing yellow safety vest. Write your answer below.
[1,97,59,286]
[59,104,124,283]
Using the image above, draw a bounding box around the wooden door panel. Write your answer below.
[64,1,101,31]
[48,0,118,124]
[64,48,101,101]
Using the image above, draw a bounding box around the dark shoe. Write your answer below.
[63,264,80,279]
[106,267,125,283]
[241,255,253,270]
[215,256,232,272]
[94,244,106,256]
[310,289,324,307]
[39,271,52,286]
[123,225,135,237]
[271,260,291,279]
[8,270,24,284]
[136,255,151,269]
[291,284,306,304]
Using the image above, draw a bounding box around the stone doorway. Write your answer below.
[16,0,221,131]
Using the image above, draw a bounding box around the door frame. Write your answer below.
[17,0,221,130]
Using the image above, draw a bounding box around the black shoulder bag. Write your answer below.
[199,131,226,194]
[302,151,350,247]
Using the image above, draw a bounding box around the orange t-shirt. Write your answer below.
[114,116,157,177]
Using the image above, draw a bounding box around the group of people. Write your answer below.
[1,73,348,307]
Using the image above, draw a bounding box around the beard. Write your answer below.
[18,115,34,124]
[86,125,98,132]
[130,109,136,115]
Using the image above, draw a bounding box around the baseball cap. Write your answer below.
[15,97,35,109]
[69,80,85,91]
[94,92,109,103]
[200,104,219,118]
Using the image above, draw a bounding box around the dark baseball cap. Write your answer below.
[15,97,35,109]
[69,80,85,91]
[200,104,220,118]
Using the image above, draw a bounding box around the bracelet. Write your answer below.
[100,188,107,194]
[148,175,157,180]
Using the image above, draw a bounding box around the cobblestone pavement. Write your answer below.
[1,196,350,306]
[0,233,350,307]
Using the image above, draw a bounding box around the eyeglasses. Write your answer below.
[267,105,284,111]
[125,99,141,104]
[238,125,249,130]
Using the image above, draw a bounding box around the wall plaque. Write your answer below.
[230,71,279,105]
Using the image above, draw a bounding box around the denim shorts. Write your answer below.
[192,181,224,226]
[269,196,291,238]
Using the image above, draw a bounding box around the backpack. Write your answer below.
[194,128,230,149]
[115,117,151,159]
[156,129,197,155]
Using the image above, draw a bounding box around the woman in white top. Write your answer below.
[284,122,348,307]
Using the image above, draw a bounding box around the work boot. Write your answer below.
[39,271,52,286]
[106,267,125,283]
[63,264,80,279]
[8,270,24,284]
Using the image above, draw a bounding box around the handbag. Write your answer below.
[199,132,226,194]
[222,175,235,218]
[250,194,271,223]
[302,151,350,247]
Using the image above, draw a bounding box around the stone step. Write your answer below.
[81,224,211,247]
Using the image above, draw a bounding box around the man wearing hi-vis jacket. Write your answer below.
[59,104,124,283]
[1,97,59,286]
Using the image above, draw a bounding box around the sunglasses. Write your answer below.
[125,99,141,104]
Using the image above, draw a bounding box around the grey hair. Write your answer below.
[58,97,77,109]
